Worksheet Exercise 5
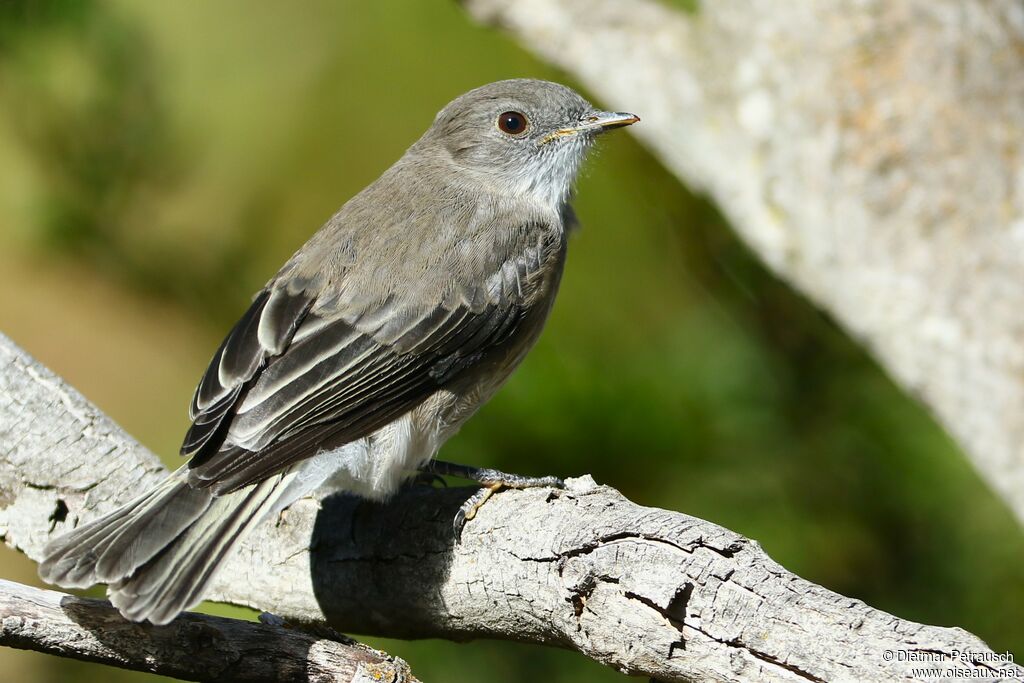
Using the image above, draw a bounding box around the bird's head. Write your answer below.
[420,79,639,207]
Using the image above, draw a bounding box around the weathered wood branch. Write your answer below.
[2,335,1021,682]
[460,0,1024,526]
[0,578,416,682]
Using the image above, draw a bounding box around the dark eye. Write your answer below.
[497,111,529,136]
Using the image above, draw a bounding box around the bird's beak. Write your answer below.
[581,111,641,132]
[540,111,640,145]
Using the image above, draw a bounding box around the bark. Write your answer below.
[0,578,416,682]
[460,0,1024,526]
[2,331,1021,682]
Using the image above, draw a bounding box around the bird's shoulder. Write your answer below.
[275,156,570,320]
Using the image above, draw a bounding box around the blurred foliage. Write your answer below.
[0,1,1020,682]
[0,0,279,320]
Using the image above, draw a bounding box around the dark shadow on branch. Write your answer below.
[311,485,471,640]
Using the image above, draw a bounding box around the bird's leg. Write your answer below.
[406,470,448,489]
[420,460,565,489]
[418,460,564,539]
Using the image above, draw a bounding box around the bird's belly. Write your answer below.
[270,402,448,510]
[269,326,540,511]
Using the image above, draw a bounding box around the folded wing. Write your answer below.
[181,225,557,495]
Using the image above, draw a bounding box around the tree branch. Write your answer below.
[2,332,1020,681]
[460,0,1024,527]
[0,578,416,682]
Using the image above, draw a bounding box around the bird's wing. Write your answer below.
[181,224,563,495]
[180,287,313,456]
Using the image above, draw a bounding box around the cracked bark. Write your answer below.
[0,578,416,682]
[460,0,1024,527]
[2,336,1021,682]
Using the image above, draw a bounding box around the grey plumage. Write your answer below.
[38,79,638,624]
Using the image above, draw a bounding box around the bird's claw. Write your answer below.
[420,461,566,542]
[453,484,501,541]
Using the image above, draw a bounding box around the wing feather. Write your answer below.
[179,220,565,495]
[181,288,313,455]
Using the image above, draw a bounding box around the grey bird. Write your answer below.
[38,78,639,625]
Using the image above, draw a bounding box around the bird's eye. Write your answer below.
[497,111,529,136]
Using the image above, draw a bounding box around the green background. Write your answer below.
[0,1,1020,681]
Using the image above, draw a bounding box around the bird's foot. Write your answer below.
[418,460,564,540]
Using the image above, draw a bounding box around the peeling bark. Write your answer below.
[461,0,1024,526]
[2,332,1021,681]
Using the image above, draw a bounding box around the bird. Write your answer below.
[38,78,639,625]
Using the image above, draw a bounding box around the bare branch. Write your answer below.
[0,578,416,682]
[2,332,1020,681]
[461,0,1024,527]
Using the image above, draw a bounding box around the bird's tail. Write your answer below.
[39,466,290,625]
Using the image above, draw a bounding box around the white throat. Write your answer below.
[511,137,590,209]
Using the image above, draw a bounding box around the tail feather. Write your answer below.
[40,499,148,589]
[94,477,211,584]
[110,476,283,624]
[39,466,292,625]
[39,473,194,589]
